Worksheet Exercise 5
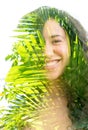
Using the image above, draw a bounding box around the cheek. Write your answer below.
[63,46,69,56]
[55,45,69,56]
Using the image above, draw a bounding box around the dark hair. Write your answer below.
[3,6,88,129]
[17,6,88,128]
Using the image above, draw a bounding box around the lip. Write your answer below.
[45,59,61,70]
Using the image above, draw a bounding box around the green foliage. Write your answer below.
[0,6,88,130]
[0,23,47,129]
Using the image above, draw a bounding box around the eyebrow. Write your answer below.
[50,34,65,39]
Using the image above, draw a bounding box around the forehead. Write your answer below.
[43,19,66,38]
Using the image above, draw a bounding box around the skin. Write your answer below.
[38,85,72,130]
[43,19,70,80]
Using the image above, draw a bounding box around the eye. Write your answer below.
[52,39,62,44]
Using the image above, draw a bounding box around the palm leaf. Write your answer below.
[0,6,88,130]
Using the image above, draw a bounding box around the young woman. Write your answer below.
[1,6,88,130]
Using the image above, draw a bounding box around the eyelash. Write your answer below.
[52,40,62,44]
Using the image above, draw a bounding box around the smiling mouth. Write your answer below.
[45,59,61,70]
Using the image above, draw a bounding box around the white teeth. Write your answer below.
[46,61,58,66]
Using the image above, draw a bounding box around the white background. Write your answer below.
[0,0,88,80]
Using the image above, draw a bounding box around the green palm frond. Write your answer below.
[0,6,88,130]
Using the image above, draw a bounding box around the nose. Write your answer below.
[45,43,54,58]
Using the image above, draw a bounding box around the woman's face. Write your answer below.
[43,19,70,80]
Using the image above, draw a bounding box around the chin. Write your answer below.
[46,72,61,81]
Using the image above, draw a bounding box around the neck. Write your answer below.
[38,79,72,130]
[47,78,66,97]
